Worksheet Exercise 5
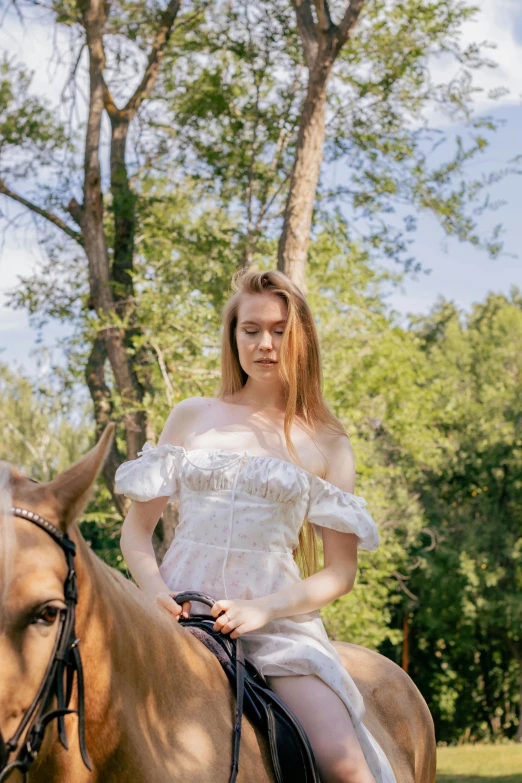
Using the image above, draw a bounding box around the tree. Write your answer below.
[1,0,182,513]
[1,0,516,519]
[405,292,522,742]
[277,0,366,289]
[276,0,518,286]
[0,363,124,568]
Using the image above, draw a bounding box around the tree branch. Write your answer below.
[419,527,438,551]
[124,0,181,118]
[102,75,119,119]
[337,0,366,52]
[391,571,419,602]
[0,179,83,244]
[67,197,84,226]
[292,0,318,69]
[150,339,175,407]
[313,0,332,32]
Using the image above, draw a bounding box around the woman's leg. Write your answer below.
[265,673,376,783]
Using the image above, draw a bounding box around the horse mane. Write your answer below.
[74,528,150,605]
[72,523,185,644]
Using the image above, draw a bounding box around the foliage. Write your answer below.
[1,0,521,743]
[0,364,126,571]
[406,291,522,742]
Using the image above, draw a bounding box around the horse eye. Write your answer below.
[31,605,61,626]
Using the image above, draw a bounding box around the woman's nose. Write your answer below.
[258,331,272,349]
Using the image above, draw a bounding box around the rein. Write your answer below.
[0,507,93,782]
[175,591,245,783]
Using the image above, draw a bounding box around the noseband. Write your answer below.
[0,507,92,782]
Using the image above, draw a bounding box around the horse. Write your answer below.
[0,426,436,782]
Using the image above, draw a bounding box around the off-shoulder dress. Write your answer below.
[115,444,396,783]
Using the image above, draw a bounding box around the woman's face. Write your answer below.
[235,292,288,381]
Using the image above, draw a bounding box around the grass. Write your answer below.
[436,743,522,783]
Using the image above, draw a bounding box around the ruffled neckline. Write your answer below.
[139,443,367,508]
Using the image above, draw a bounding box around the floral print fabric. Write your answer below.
[115,444,396,783]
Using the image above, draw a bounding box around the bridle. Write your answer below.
[0,507,92,782]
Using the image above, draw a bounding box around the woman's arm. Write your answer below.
[267,433,358,618]
[262,528,358,620]
[119,398,201,619]
[121,496,193,620]
[120,495,171,596]
[211,529,358,636]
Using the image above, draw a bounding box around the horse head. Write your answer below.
[0,425,114,780]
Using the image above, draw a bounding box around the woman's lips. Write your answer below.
[255,360,277,364]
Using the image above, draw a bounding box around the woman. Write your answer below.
[115,270,396,783]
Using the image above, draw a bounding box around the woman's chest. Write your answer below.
[177,449,311,507]
[177,490,304,552]
[184,416,328,478]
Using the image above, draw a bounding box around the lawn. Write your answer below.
[436,744,522,783]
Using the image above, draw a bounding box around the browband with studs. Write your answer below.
[10,507,64,543]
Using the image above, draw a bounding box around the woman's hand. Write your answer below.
[211,597,273,639]
[155,591,192,621]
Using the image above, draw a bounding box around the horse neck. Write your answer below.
[70,528,227,760]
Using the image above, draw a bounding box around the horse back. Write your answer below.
[333,641,437,783]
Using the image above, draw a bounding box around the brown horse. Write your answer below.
[0,427,436,782]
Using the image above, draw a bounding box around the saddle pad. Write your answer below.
[181,615,320,783]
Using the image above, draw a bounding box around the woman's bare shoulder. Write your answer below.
[159,396,219,445]
[315,430,356,493]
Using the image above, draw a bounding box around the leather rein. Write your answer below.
[175,591,246,783]
[0,507,92,782]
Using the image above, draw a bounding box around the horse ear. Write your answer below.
[47,423,115,530]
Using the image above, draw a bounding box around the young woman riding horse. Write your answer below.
[0,270,436,782]
[117,270,401,783]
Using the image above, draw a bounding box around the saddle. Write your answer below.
[175,591,320,783]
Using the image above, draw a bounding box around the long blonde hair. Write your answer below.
[218,270,348,578]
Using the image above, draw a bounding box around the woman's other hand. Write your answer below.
[155,591,192,621]
[211,597,272,639]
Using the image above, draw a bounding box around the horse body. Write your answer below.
[0,427,436,782]
[334,643,437,783]
[28,530,274,782]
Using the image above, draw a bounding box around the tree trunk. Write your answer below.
[85,335,130,515]
[110,119,136,299]
[277,65,330,292]
[278,0,367,289]
[504,650,522,742]
[82,1,147,463]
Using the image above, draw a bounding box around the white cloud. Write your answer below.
[428,0,522,110]
[0,240,43,329]
[2,11,83,108]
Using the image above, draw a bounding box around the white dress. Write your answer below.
[115,444,397,783]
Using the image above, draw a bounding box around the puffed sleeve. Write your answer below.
[114,443,184,503]
[306,474,380,551]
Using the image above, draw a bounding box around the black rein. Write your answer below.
[0,507,92,782]
[175,590,246,783]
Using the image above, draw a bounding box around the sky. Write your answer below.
[0,0,521,377]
